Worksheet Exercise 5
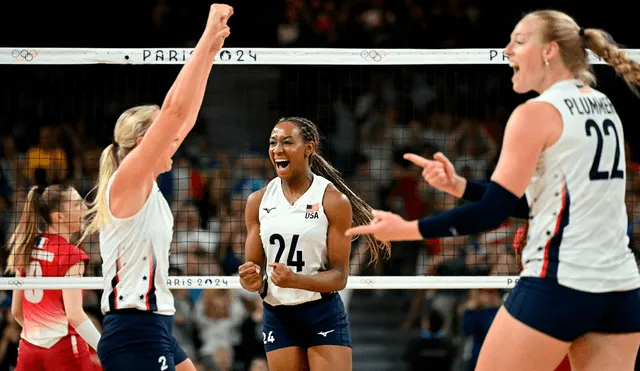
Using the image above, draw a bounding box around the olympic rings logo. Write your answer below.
[360,50,386,63]
[8,280,24,287]
[12,49,38,62]
[359,278,375,286]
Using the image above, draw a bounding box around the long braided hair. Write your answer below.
[277,117,391,264]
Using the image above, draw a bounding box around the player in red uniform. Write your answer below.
[6,184,102,371]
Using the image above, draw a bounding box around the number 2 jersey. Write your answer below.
[19,233,89,348]
[522,79,640,292]
[259,174,332,306]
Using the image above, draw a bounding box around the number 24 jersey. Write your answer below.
[259,174,332,306]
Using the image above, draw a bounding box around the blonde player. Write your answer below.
[347,10,640,371]
[7,185,101,371]
[79,4,233,371]
[238,117,388,371]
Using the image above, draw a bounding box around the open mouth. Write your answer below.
[509,62,520,75]
[275,159,290,170]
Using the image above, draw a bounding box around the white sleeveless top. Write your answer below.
[259,174,332,306]
[522,79,640,293]
[99,171,175,315]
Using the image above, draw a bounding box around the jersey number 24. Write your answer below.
[270,233,306,272]
[585,118,624,181]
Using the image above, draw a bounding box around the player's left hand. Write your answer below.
[345,210,423,241]
[268,263,297,288]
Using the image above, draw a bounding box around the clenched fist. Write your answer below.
[205,4,234,52]
[238,261,262,292]
[268,263,297,288]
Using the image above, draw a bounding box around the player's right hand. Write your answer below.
[404,152,462,197]
[238,261,262,292]
[205,4,234,51]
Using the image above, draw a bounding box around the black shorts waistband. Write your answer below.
[263,292,336,309]
[105,308,162,317]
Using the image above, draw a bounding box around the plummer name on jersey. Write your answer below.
[563,96,616,116]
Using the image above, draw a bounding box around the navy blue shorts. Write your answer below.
[97,310,189,371]
[505,277,640,342]
[262,293,352,352]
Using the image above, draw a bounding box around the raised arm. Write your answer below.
[111,5,233,217]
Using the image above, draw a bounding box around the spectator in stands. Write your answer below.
[460,289,502,371]
[0,312,19,370]
[233,153,269,201]
[218,197,245,275]
[346,154,381,210]
[404,309,456,371]
[173,289,197,361]
[236,295,266,369]
[248,357,269,371]
[173,202,220,274]
[26,125,68,187]
[194,289,246,371]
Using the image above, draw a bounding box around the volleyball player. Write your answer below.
[347,10,640,371]
[238,117,389,371]
[79,4,233,371]
[7,184,101,370]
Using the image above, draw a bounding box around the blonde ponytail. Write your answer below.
[80,144,119,242]
[583,28,640,92]
[79,104,159,243]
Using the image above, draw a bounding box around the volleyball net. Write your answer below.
[1,47,639,291]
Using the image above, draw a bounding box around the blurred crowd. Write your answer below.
[0,1,639,371]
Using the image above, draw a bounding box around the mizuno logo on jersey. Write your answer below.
[305,204,319,219]
[263,207,276,213]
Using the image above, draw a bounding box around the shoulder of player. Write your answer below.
[247,187,268,208]
[322,184,351,218]
[49,239,84,257]
[42,234,72,250]
[507,101,561,135]
[245,187,268,222]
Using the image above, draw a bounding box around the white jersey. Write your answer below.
[521,79,640,293]
[259,174,332,306]
[100,171,175,315]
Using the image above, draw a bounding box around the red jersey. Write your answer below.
[19,233,89,349]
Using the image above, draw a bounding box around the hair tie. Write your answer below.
[578,27,585,37]
[111,142,120,164]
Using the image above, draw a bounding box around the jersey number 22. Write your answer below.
[270,234,306,272]
[585,118,624,181]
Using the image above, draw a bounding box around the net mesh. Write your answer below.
[0,49,639,290]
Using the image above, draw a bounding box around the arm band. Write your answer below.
[75,318,101,351]
[462,179,530,219]
[418,181,520,239]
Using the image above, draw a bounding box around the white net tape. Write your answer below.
[4,46,632,291]
[3,47,640,65]
[1,276,521,290]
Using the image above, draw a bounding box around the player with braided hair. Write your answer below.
[347,9,640,371]
[239,117,389,371]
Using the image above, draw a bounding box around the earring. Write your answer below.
[544,60,549,66]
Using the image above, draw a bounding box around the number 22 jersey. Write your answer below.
[522,79,640,292]
[259,174,332,306]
